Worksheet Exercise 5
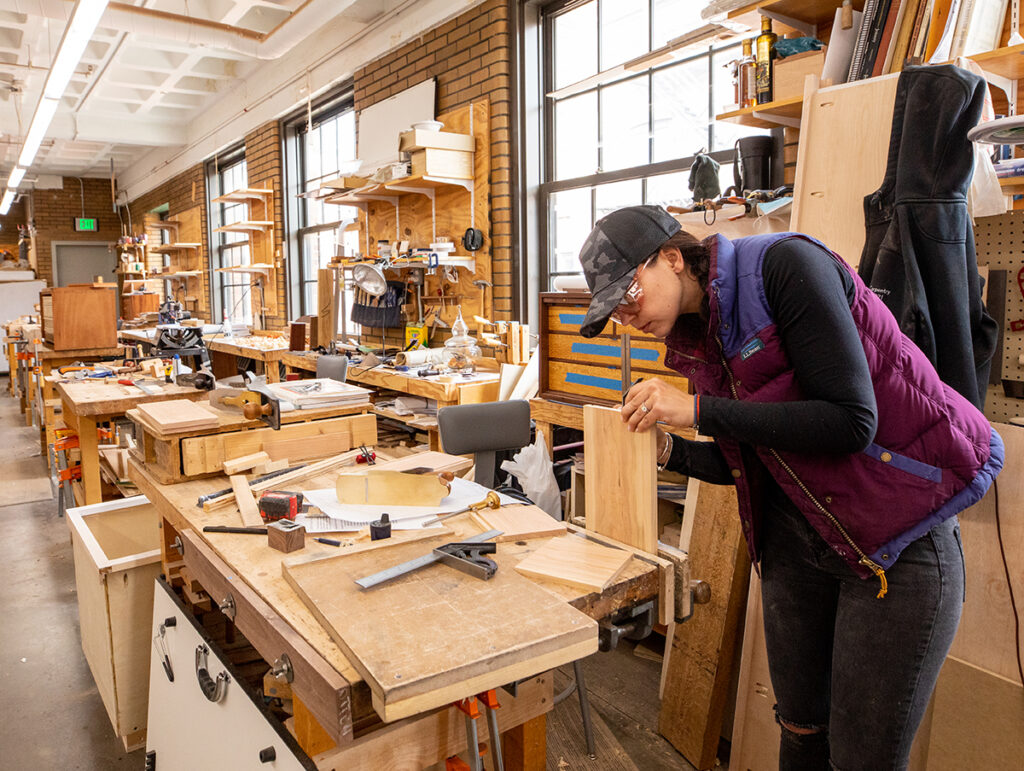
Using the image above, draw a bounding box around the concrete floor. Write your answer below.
[0,375,702,770]
[0,378,142,769]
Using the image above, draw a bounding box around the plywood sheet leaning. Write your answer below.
[948,422,1024,682]
[282,533,598,722]
[136,399,219,432]
[582,404,658,553]
[513,534,632,592]
[790,73,900,268]
[335,470,451,506]
[659,476,750,770]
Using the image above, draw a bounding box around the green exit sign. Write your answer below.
[74,217,98,232]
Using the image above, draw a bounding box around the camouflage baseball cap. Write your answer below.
[578,205,681,338]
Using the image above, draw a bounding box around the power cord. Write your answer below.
[993,479,1024,687]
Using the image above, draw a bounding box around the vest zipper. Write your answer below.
[714,336,889,599]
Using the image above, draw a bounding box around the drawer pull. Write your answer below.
[195,644,230,703]
[259,747,277,763]
[218,593,237,622]
[270,653,294,684]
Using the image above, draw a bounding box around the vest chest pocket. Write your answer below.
[862,443,943,483]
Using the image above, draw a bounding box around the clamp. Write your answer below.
[356,445,376,464]
[446,689,504,771]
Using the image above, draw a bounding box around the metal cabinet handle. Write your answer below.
[194,644,230,703]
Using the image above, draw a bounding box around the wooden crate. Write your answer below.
[399,129,474,153]
[121,292,160,320]
[539,292,688,407]
[66,495,162,751]
[773,49,826,102]
[128,410,377,484]
[40,284,118,350]
[409,148,474,179]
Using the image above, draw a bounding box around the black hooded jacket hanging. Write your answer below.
[858,64,998,410]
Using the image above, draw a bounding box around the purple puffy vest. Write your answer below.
[664,233,1003,596]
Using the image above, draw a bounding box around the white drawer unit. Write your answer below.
[146,579,315,770]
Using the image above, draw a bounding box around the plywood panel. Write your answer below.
[282,533,597,721]
[474,504,567,542]
[136,399,219,432]
[790,74,900,267]
[583,404,658,553]
[513,534,632,592]
[948,422,1024,682]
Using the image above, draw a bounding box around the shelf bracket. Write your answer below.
[760,10,815,38]
[981,70,1017,116]
[751,110,800,128]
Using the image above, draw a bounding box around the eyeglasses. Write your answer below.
[610,257,653,325]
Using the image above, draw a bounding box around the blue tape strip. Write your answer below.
[559,313,586,325]
[570,342,659,361]
[566,372,621,391]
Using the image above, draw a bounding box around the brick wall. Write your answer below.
[354,0,514,319]
[244,121,287,329]
[127,163,211,321]
[32,178,123,287]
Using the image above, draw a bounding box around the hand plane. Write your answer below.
[209,386,282,430]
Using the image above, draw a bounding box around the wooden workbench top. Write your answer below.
[127,450,659,722]
[347,363,500,405]
[57,379,208,417]
[206,337,289,358]
[33,343,126,360]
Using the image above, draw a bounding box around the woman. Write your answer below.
[576,205,1003,771]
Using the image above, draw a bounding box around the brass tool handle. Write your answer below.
[243,402,271,420]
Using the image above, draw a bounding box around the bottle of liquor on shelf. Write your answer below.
[741,38,756,108]
[755,17,777,105]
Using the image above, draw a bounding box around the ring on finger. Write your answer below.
[640,403,649,414]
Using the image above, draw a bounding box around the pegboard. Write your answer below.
[973,211,1024,424]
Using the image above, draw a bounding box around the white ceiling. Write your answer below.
[0,0,402,179]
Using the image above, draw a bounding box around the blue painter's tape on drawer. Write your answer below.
[570,342,660,361]
[566,371,621,391]
[559,313,586,325]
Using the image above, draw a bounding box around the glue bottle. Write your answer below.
[172,354,181,379]
[222,311,233,338]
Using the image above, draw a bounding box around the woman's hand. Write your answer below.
[621,378,694,434]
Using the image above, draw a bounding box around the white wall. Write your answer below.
[118,0,484,201]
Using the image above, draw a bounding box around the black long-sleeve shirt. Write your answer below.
[665,238,878,484]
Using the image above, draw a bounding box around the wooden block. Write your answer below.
[398,129,474,153]
[254,458,290,475]
[513,534,632,592]
[222,451,271,475]
[410,148,474,179]
[264,432,347,463]
[263,670,293,701]
[318,268,335,349]
[136,399,219,432]
[476,504,567,542]
[268,520,306,553]
[335,469,450,506]
[40,285,118,350]
[289,321,307,352]
[230,475,264,527]
[583,404,658,553]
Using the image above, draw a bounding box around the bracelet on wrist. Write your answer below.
[657,433,674,471]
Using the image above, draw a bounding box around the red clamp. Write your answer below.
[54,435,80,452]
[58,466,82,482]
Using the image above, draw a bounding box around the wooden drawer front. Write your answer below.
[147,578,316,770]
[178,530,353,746]
[545,360,634,404]
[546,334,679,378]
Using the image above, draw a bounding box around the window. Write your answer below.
[208,150,252,325]
[283,87,360,334]
[541,0,769,284]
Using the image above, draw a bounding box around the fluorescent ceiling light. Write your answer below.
[44,0,110,100]
[19,97,60,168]
[7,168,25,188]
[0,191,15,216]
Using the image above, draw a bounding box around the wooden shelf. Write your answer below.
[212,188,274,204]
[149,243,201,253]
[214,221,274,233]
[715,94,803,128]
[157,271,203,281]
[383,174,474,194]
[999,175,1024,195]
[726,0,865,30]
[969,44,1024,81]
[215,264,275,275]
[152,220,180,230]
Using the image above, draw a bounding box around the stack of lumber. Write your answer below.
[135,400,219,432]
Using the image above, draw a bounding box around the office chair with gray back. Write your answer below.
[436,400,532,488]
[436,398,598,758]
[316,354,348,383]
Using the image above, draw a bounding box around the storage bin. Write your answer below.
[67,495,162,750]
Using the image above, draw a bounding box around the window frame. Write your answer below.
[538,0,755,285]
[205,145,251,325]
[281,85,357,323]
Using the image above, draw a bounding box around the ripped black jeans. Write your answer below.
[760,503,964,771]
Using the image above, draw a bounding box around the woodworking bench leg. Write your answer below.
[501,713,546,771]
[78,415,102,505]
[266,358,281,383]
[293,694,337,757]
[535,420,554,460]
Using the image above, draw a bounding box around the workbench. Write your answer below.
[127,451,662,768]
[57,380,210,505]
[33,342,126,462]
[207,335,289,383]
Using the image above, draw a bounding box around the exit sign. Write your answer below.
[74,217,98,232]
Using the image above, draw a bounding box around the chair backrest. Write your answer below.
[316,354,348,383]
[437,400,532,487]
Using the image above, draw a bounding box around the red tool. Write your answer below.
[445,690,502,771]
[1010,266,1024,332]
[258,490,304,522]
